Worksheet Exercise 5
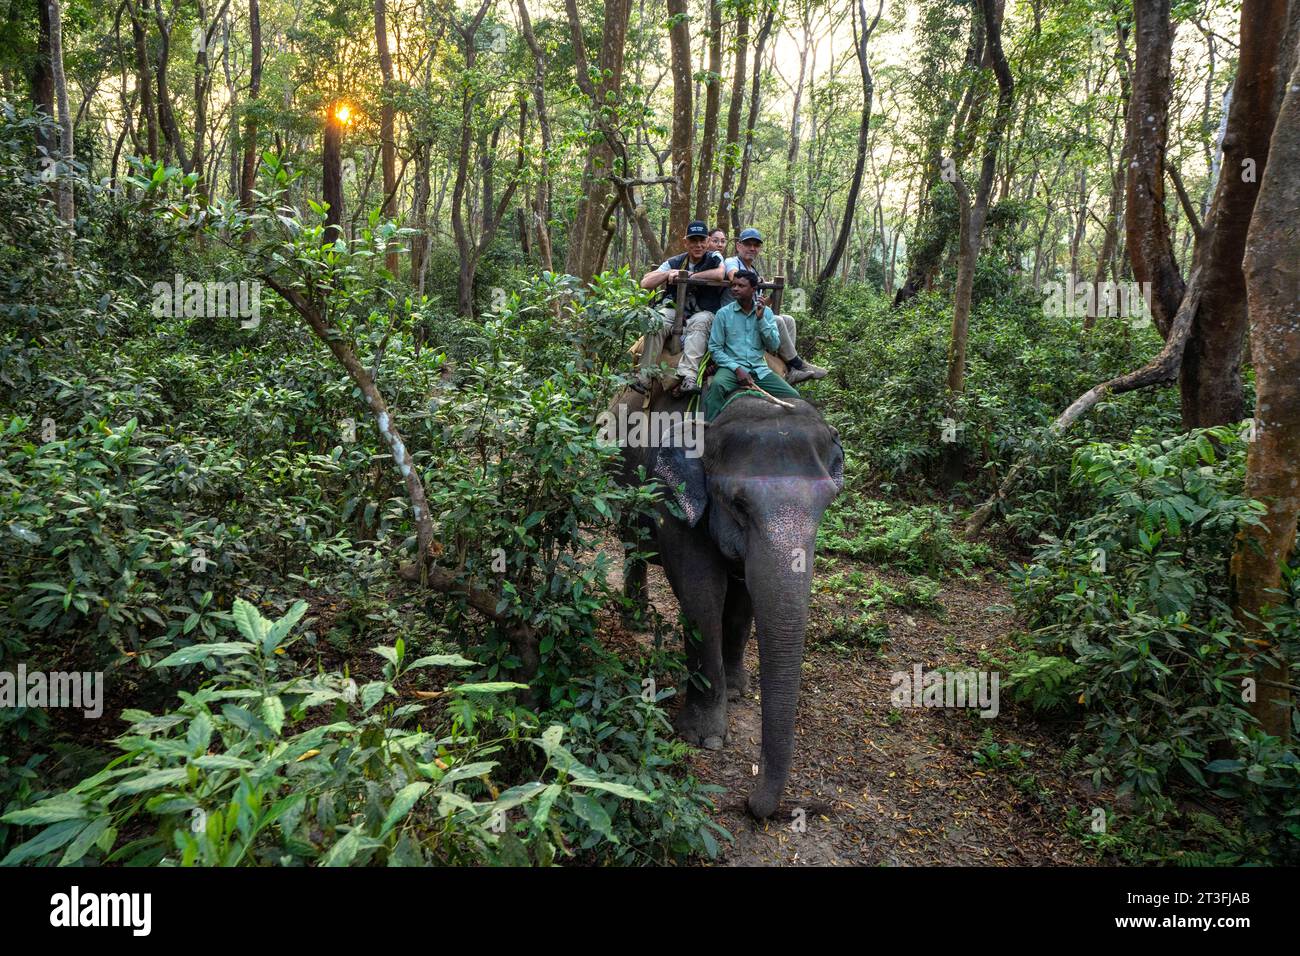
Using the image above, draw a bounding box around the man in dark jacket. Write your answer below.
[635,220,725,396]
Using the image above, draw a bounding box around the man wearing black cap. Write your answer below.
[719,227,827,386]
[635,220,725,396]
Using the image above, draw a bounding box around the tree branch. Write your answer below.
[965,267,1203,537]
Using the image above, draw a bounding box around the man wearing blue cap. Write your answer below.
[635,220,725,397]
[719,228,827,385]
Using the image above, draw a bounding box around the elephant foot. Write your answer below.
[746,784,782,819]
[724,665,749,701]
[674,702,728,750]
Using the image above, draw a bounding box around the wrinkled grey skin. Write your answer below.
[614,386,843,818]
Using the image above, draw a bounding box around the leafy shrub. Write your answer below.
[986,646,1083,714]
[816,611,890,653]
[1011,426,1299,860]
[819,496,991,575]
[800,279,1182,534]
[0,600,725,866]
[0,132,727,866]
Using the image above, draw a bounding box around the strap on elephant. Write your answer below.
[691,352,790,418]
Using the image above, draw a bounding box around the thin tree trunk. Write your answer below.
[376,0,398,272]
[777,23,810,279]
[193,0,210,198]
[666,0,693,241]
[449,0,493,315]
[410,140,432,294]
[693,0,722,220]
[563,0,632,281]
[732,7,774,234]
[128,1,158,159]
[1088,27,1130,331]
[33,0,55,158]
[811,0,882,318]
[323,110,344,240]
[714,7,747,230]
[239,0,261,209]
[154,0,190,171]
[47,0,74,224]
[946,0,1013,398]
[516,0,554,270]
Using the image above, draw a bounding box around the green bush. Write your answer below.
[819,496,991,575]
[800,279,1182,535]
[1011,426,1299,862]
[0,600,709,866]
[0,128,726,866]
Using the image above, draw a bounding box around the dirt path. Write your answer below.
[609,550,1097,866]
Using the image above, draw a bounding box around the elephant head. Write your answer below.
[654,395,843,817]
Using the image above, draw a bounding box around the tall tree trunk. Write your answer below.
[376,0,398,272]
[893,8,984,307]
[732,7,773,234]
[946,0,1013,399]
[410,140,432,295]
[129,0,159,160]
[1232,47,1300,741]
[47,0,74,225]
[33,0,55,159]
[1178,0,1292,428]
[239,0,261,209]
[666,0,693,241]
[154,0,190,171]
[192,0,216,201]
[323,109,344,241]
[940,0,1011,480]
[1125,0,1184,340]
[449,5,524,316]
[563,0,632,281]
[693,0,722,220]
[450,0,492,315]
[811,0,882,318]
[777,23,810,279]
[714,6,747,230]
[1088,25,1131,332]
[516,0,554,270]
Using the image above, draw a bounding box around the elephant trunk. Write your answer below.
[744,527,816,819]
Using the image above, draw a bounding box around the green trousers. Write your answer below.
[704,367,800,421]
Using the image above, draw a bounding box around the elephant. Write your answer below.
[612,382,844,818]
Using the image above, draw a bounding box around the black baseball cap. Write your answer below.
[738,227,764,243]
[686,220,709,238]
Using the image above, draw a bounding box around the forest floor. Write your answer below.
[603,535,1106,867]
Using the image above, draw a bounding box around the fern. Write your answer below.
[1003,651,1082,713]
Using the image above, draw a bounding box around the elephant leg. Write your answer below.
[721,578,753,701]
[622,552,648,620]
[619,515,653,621]
[660,537,729,750]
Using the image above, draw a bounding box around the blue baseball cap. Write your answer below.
[738,228,764,243]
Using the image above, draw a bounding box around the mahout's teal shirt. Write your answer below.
[707,300,781,379]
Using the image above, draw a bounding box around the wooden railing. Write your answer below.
[663,273,786,337]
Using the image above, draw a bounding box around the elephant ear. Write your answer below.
[828,434,845,492]
[648,422,709,527]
